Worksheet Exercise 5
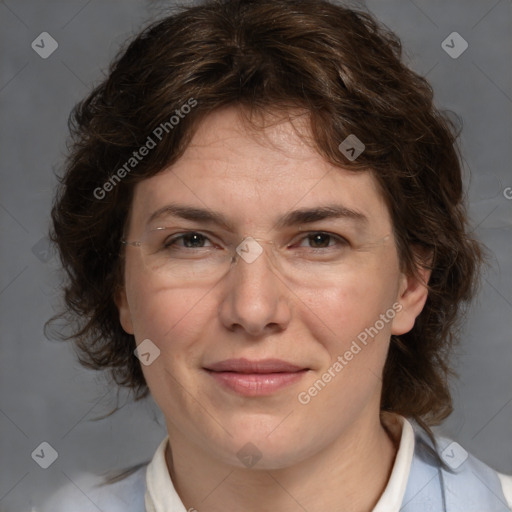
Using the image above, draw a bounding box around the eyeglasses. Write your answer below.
[121,227,391,286]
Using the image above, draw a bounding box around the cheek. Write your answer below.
[128,281,212,346]
[123,254,209,339]
[126,282,215,400]
[294,266,399,416]
[296,260,400,350]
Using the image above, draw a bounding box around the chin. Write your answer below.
[210,426,313,471]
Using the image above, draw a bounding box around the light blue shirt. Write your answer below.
[42,415,512,511]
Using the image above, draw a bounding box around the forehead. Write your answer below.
[127,106,391,234]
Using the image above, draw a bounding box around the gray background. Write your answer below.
[0,0,510,510]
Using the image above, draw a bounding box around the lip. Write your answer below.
[205,358,306,373]
[204,358,309,396]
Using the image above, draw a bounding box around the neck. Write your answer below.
[165,411,400,512]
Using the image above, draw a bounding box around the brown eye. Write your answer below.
[307,233,332,248]
[296,232,348,250]
[163,232,213,249]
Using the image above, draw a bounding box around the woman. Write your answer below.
[44,0,512,510]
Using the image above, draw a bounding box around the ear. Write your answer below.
[114,286,134,335]
[391,254,432,336]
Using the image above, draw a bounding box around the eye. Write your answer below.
[163,231,214,249]
[295,232,348,249]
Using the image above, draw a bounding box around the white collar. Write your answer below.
[145,415,415,512]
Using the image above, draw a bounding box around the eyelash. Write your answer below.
[161,231,349,251]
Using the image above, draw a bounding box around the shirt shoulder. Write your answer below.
[410,422,512,511]
[497,472,512,510]
[41,464,147,512]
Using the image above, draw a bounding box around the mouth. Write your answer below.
[203,358,310,396]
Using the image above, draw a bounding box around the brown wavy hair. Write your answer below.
[47,0,483,430]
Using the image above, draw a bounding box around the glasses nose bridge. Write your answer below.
[231,236,279,267]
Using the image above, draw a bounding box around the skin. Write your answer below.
[115,106,430,512]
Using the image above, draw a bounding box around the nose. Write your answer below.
[218,239,292,337]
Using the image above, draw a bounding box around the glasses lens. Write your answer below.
[140,228,232,282]
[136,228,390,286]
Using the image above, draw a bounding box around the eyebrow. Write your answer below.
[146,203,368,231]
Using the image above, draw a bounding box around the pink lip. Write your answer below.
[205,358,306,373]
[204,358,309,396]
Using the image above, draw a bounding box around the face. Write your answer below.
[116,106,429,469]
